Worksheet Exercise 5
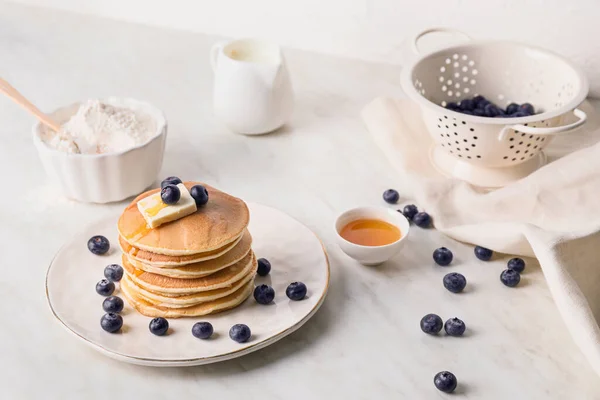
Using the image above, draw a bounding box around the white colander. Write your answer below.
[401,28,589,187]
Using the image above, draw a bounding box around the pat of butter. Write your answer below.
[137,183,197,228]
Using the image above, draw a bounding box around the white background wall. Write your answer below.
[7,0,600,95]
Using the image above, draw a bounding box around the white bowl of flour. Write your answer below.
[33,97,167,203]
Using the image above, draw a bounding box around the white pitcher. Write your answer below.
[211,39,294,135]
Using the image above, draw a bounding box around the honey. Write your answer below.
[127,223,152,241]
[339,219,401,246]
[145,201,168,217]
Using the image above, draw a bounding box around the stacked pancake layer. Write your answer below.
[117,182,256,318]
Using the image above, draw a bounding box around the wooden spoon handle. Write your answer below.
[0,78,61,132]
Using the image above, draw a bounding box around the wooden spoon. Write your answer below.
[0,77,61,132]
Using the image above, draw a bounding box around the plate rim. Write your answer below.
[45,202,330,367]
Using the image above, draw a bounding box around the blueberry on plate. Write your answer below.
[100,313,123,333]
[474,245,493,261]
[433,247,453,266]
[402,204,418,220]
[88,235,110,255]
[520,103,535,115]
[420,313,443,335]
[383,189,400,204]
[190,185,209,207]
[443,272,466,293]
[161,184,181,205]
[444,317,466,336]
[253,284,275,305]
[149,317,169,336]
[192,322,214,339]
[434,371,458,393]
[507,257,525,273]
[96,279,115,296]
[256,258,271,276]
[102,296,124,313]
[104,264,124,282]
[286,282,307,301]
[161,176,182,189]
[500,269,521,287]
[413,212,431,228]
[229,324,251,343]
[506,103,519,114]
[459,98,475,111]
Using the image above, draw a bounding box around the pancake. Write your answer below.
[122,251,257,295]
[122,269,255,308]
[118,182,250,256]
[121,276,254,318]
[119,229,251,268]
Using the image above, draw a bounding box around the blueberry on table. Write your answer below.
[286,282,307,301]
[253,284,275,305]
[256,258,271,276]
[444,317,466,336]
[413,212,431,228]
[434,371,458,393]
[500,269,521,287]
[229,324,251,343]
[443,272,466,293]
[420,314,443,335]
[192,322,214,339]
[104,264,124,282]
[383,189,400,204]
[520,103,535,115]
[507,257,525,273]
[474,246,493,261]
[161,184,181,205]
[506,103,519,114]
[100,313,123,333]
[96,279,115,296]
[149,317,169,336]
[88,235,110,255]
[102,296,124,313]
[161,176,182,189]
[402,204,418,220]
[433,247,453,266]
[190,185,209,207]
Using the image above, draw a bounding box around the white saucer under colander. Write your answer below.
[401,28,589,188]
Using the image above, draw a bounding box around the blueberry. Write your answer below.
[461,110,473,115]
[433,247,453,266]
[229,324,251,343]
[507,257,525,273]
[403,204,418,220]
[161,176,182,189]
[520,103,535,115]
[500,269,521,287]
[253,284,275,305]
[286,282,307,301]
[484,103,500,117]
[459,99,475,111]
[434,371,458,393]
[256,258,271,276]
[96,279,115,296]
[149,317,169,336]
[420,313,443,334]
[161,184,181,205]
[413,212,431,228]
[443,272,466,293]
[88,235,110,255]
[192,322,214,339]
[446,102,459,110]
[506,103,519,114]
[472,108,485,116]
[474,246,493,261]
[383,189,400,204]
[444,317,466,336]
[104,264,124,282]
[100,313,123,333]
[473,95,486,106]
[510,111,528,118]
[102,296,124,313]
[190,185,209,207]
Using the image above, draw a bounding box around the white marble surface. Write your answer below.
[1,3,600,399]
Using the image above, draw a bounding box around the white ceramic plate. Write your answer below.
[46,203,330,366]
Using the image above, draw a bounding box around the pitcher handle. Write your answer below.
[413,28,471,55]
[210,42,226,71]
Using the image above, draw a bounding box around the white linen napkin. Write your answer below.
[362,97,600,376]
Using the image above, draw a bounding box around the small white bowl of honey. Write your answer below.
[334,207,410,266]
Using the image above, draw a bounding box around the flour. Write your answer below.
[43,99,155,154]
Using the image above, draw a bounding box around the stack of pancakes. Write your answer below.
[117,182,255,318]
